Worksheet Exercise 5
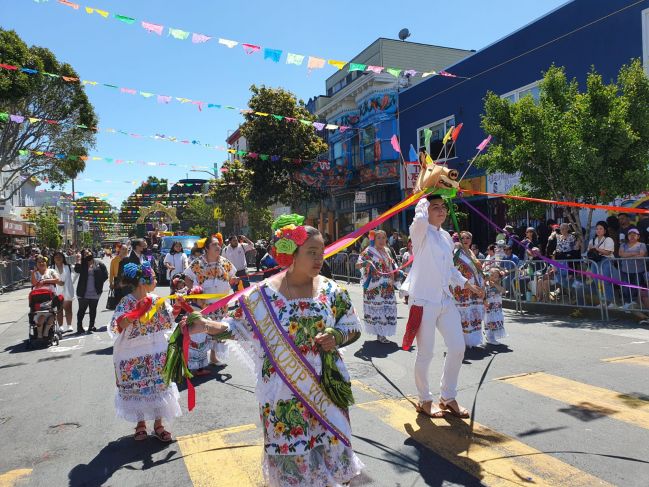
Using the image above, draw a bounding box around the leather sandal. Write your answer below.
[134,425,148,441]
[153,425,172,443]
[439,399,470,418]
[415,400,446,418]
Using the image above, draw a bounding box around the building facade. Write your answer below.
[309,38,473,238]
[399,0,649,247]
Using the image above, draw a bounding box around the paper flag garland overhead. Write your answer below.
[39,0,466,80]
[1,111,336,165]
[0,63,371,132]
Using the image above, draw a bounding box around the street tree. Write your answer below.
[185,194,217,237]
[239,85,328,208]
[479,60,649,244]
[211,159,272,239]
[0,29,97,202]
[119,176,168,224]
[35,206,61,250]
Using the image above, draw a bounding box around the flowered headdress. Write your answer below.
[213,232,223,246]
[270,213,308,268]
[123,261,155,285]
[368,230,376,247]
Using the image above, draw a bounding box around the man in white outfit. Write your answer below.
[402,193,484,418]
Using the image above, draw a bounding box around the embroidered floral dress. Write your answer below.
[222,277,364,487]
[452,248,485,347]
[184,256,236,368]
[109,293,181,423]
[357,247,398,337]
[484,285,506,342]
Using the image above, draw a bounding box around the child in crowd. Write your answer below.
[484,268,508,345]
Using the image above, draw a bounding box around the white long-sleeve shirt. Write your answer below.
[401,198,467,304]
[222,242,253,272]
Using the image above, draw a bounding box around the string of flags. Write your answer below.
[37,0,466,80]
[1,111,333,164]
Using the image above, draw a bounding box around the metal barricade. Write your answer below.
[601,256,649,320]
[328,253,350,282]
[0,259,30,293]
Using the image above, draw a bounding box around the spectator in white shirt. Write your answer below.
[222,235,254,289]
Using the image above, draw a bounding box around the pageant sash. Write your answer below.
[238,286,352,447]
[454,249,484,287]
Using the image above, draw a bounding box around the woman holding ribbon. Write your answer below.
[355,229,398,343]
[183,214,364,487]
[184,236,238,370]
[109,261,181,442]
[452,231,485,347]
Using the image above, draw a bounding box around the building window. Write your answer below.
[501,81,541,103]
[417,116,456,161]
[351,135,361,168]
[362,125,376,164]
[333,141,344,167]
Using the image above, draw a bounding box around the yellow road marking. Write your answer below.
[351,378,388,399]
[177,424,263,487]
[602,355,649,367]
[357,398,612,486]
[0,469,32,487]
[498,372,649,429]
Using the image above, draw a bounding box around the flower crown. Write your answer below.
[123,261,155,285]
[270,214,308,268]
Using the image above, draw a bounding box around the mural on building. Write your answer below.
[358,92,397,118]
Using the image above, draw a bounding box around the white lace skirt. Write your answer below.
[115,383,181,423]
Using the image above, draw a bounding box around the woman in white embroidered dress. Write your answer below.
[183,216,364,487]
[109,261,181,442]
[184,236,238,368]
[452,231,485,348]
[355,230,398,343]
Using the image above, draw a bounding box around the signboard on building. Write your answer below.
[354,191,367,204]
[1,218,26,236]
[402,163,420,190]
[459,175,487,194]
[486,172,521,197]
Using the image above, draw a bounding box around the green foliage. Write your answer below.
[239,85,328,208]
[0,29,97,201]
[184,195,217,234]
[211,159,273,239]
[119,176,168,224]
[504,185,548,220]
[78,231,93,249]
[479,60,649,237]
[35,207,61,249]
[188,224,209,237]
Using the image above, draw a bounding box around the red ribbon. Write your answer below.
[182,327,195,411]
[461,189,649,214]
[402,305,423,351]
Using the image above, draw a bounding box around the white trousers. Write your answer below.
[414,297,465,402]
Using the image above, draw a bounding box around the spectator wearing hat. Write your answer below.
[587,221,616,308]
[521,227,539,260]
[545,224,561,256]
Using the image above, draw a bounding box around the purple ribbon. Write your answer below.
[459,196,649,292]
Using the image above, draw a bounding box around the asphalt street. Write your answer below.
[1,261,649,486]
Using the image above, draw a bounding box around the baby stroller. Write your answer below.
[27,288,63,348]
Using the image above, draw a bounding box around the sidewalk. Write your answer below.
[0,285,31,337]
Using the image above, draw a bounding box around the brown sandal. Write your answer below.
[416,401,446,419]
[134,425,148,441]
[153,425,173,443]
[439,399,470,418]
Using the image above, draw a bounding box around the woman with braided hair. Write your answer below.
[109,261,181,442]
[182,214,364,486]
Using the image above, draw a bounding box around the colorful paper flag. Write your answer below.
[115,14,136,24]
[422,71,436,77]
[366,66,384,74]
[442,126,454,145]
[476,135,492,152]
[404,69,417,77]
[192,33,211,44]
[58,0,79,10]
[424,128,432,149]
[286,53,305,66]
[218,38,238,48]
[451,123,463,142]
[409,145,418,163]
[242,43,261,54]
[439,70,457,78]
[307,57,325,70]
[328,60,346,70]
[169,28,189,40]
[386,68,402,78]
[263,48,282,62]
[141,21,163,35]
[313,122,326,131]
[390,135,401,153]
[349,63,367,72]
[120,88,136,95]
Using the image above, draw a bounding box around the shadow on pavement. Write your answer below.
[68,435,179,487]
[83,346,113,356]
[3,342,32,354]
[0,361,27,370]
[38,354,72,362]
[517,425,568,437]
[354,340,401,360]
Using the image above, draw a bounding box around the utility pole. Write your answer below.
[71,178,77,248]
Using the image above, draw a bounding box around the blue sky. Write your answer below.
[2,0,567,206]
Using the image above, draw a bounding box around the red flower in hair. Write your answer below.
[275,252,294,268]
[284,226,308,246]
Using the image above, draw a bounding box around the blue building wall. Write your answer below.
[399,0,648,181]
